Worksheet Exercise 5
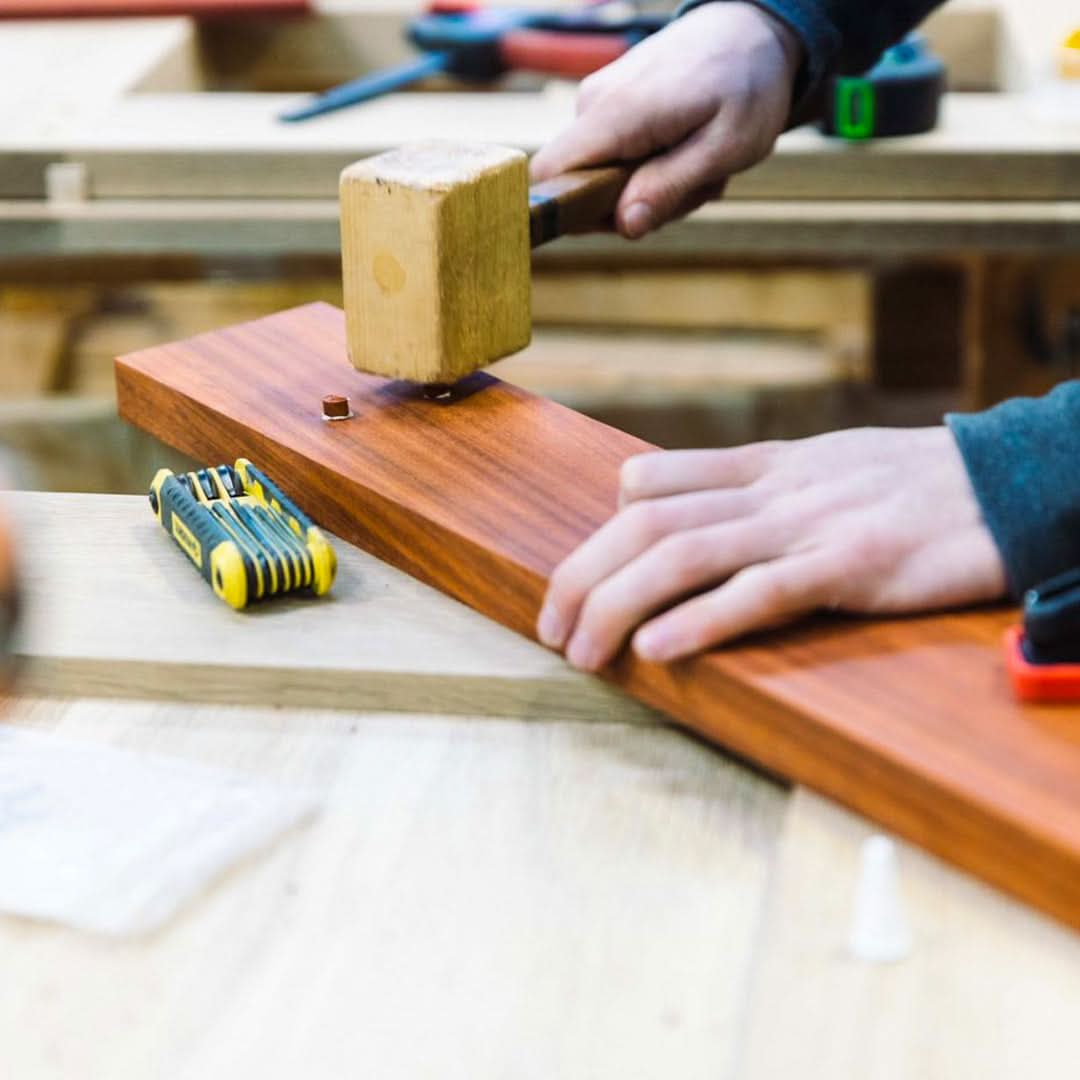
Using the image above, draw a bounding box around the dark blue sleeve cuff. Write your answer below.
[946,382,1080,597]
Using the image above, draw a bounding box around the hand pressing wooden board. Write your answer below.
[5,491,648,723]
[115,301,1080,931]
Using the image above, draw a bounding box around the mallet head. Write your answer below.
[340,141,531,385]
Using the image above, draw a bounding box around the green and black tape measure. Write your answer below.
[822,35,945,141]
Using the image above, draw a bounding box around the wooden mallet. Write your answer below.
[339,141,629,385]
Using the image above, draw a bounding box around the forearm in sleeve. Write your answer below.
[947,382,1080,596]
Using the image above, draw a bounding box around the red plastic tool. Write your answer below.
[1005,566,1080,703]
[1005,624,1080,703]
[499,28,632,80]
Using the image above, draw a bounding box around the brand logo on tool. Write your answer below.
[172,515,202,565]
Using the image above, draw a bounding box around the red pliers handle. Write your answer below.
[499,28,635,79]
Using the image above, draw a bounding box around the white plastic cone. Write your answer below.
[848,835,913,963]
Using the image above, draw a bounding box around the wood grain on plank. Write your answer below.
[6,491,649,722]
[115,301,1080,930]
[0,696,783,1080]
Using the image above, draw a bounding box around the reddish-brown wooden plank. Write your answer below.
[116,301,1080,930]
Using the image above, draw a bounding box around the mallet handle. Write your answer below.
[528,165,632,247]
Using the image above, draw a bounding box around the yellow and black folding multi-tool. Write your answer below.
[149,458,336,610]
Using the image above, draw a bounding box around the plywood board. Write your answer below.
[115,301,1080,931]
[5,491,648,721]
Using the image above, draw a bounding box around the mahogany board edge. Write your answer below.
[115,301,1080,931]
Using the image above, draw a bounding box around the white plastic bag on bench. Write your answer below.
[0,726,320,936]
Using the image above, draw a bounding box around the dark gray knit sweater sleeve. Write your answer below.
[946,382,1080,596]
[675,0,948,117]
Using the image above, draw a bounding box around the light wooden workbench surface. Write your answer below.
[7,491,646,721]
[3,491,1080,1079]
